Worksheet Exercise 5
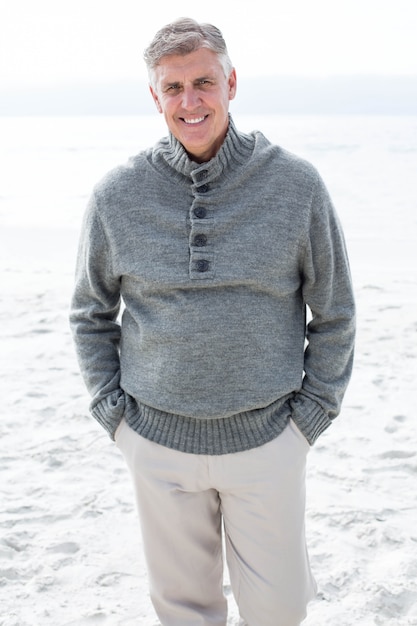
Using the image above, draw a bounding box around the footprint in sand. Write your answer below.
[384,414,407,434]
[96,571,131,587]
[378,450,416,460]
[47,541,80,555]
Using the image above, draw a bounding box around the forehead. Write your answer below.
[154,48,224,83]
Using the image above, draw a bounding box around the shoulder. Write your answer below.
[93,149,150,200]
[249,129,321,195]
[251,129,318,176]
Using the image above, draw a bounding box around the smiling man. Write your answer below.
[149,47,236,162]
[70,17,355,626]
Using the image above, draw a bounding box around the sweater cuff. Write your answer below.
[90,389,126,440]
[289,394,332,445]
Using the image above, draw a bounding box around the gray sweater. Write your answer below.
[70,117,355,453]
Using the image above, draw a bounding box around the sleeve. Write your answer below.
[290,173,356,445]
[69,192,128,439]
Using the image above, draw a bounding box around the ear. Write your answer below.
[149,85,163,113]
[228,69,237,101]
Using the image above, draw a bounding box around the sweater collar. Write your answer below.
[152,115,255,185]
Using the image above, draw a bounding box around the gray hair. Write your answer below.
[144,18,233,85]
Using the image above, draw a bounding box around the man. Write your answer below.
[70,17,355,626]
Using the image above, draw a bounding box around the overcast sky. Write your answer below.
[1,0,417,89]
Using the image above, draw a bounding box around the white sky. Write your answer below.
[1,0,417,87]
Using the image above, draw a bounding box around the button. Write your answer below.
[194,234,207,247]
[197,184,209,193]
[194,206,207,219]
[196,259,210,272]
[198,169,209,180]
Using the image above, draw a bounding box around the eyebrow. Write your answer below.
[162,75,216,89]
[194,75,215,82]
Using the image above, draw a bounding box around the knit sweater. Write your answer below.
[70,116,355,453]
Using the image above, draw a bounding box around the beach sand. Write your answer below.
[1,206,416,624]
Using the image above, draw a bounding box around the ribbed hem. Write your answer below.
[91,388,330,451]
[125,395,293,455]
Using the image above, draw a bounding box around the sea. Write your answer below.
[0,113,416,278]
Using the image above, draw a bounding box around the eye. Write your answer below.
[165,83,181,93]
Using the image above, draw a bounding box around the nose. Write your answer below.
[181,85,201,110]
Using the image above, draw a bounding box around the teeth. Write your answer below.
[184,116,205,124]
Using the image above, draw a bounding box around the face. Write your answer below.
[150,48,237,163]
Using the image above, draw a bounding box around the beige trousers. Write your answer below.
[116,418,316,626]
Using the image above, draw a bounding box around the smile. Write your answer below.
[182,116,207,125]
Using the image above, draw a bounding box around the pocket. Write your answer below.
[114,417,126,444]
[289,418,310,451]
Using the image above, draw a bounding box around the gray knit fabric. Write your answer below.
[70,117,355,452]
